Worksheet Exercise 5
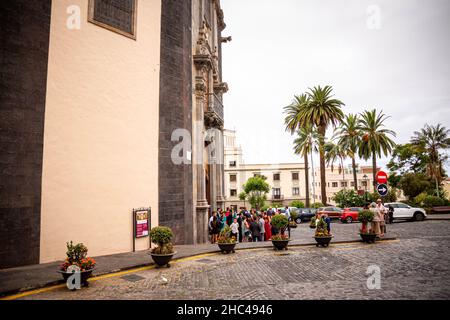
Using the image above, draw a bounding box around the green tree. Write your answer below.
[290,200,305,208]
[292,124,320,207]
[387,143,429,175]
[285,86,345,205]
[333,189,366,208]
[324,139,348,184]
[359,109,396,192]
[242,176,270,210]
[239,191,247,208]
[411,124,450,197]
[399,173,434,199]
[335,114,362,190]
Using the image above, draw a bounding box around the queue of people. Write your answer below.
[209,207,291,244]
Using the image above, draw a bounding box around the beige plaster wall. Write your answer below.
[40,0,161,263]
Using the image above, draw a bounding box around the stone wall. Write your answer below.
[159,0,194,244]
[0,0,52,268]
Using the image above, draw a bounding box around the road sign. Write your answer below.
[377,184,388,197]
[376,171,388,184]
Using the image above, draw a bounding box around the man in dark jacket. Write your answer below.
[249,218,261,242]
[237,213,243,243]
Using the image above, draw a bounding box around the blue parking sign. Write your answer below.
[377,184,388,197]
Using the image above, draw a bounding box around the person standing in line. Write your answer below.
[220,211,227,231]
[210,216,220,244]
[230,218,239,241]
[249,217,262,242]
[258,215,265,241]
[237,213,243,243]
[264,216,272,240]
[244,217,252,242]
[323,213,332,235]
[285,206,291,220]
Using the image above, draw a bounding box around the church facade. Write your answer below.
[0,0,228,268]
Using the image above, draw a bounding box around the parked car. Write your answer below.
[295,208,317,224]
[385,203,427,221]
[317,207,343,218]
[340,207,363,223]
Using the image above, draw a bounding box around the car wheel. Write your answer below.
[414,212,425,222]
[296,218,302,224]
[346,217,353,224]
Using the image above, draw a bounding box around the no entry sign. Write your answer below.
[376,171,388,184]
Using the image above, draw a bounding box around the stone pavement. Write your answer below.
[0,219,446,298]
[17,220,450,300]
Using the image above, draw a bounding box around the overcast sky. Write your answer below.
[221,0,450,171]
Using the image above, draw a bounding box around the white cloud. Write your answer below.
[221,0,450,171]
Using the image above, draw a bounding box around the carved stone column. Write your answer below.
[216,130,225,209]
[193,79,210,245]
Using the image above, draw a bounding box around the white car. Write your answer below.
[385,203,427,222]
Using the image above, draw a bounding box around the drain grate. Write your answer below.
[196,259,216,264]
[121,274,146,282]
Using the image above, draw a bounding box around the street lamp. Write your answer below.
[363,174,369,203]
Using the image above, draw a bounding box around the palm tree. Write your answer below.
[293,125,320,207]
[335,114,362,190]
[411,124,450,197]
[359,109,396,192]
[324,139,348,184]
[287,86,345,205]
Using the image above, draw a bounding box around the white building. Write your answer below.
[223,130,307,209]
[224,129,383,209]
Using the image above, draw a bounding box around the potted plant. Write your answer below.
[309,215,317,229]
[289,211,298,228]
[271,214,290,250]
[149,226,176,268]
[58,241,96,288]
[217,226,237,254]
[313,218,333,247]
[358,210,377,243]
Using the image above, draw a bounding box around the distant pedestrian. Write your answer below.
[388,205,394,224]
[264,216,272,241]
[258,215,265,241]
[230,218,239,241]
[285,206,291,220]
[249,217,262,242]
[210,216,220,244]
[323,213,331,234]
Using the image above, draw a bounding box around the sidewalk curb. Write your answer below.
[0,237,397,299]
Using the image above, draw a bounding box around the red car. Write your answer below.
[340,207,363,223]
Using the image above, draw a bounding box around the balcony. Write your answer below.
[205,93,224,129]
[271,195,284,201]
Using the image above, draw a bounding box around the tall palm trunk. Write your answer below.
[318,125,327,205]
[304,153,310,207]
[372,151,377,192]
[352,156,358,190]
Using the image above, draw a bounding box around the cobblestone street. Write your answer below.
[18,220,450,300]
